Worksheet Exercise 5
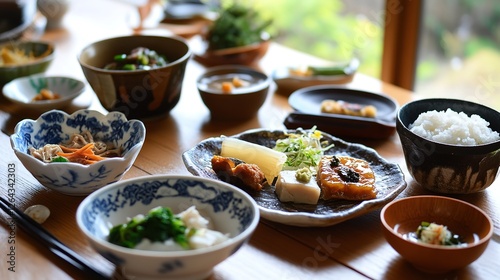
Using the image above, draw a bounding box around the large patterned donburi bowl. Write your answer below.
[10,109,146,196]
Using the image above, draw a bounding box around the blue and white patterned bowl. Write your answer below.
[76,175,260,280]
[2,74,86,111]
[10,109,146,195]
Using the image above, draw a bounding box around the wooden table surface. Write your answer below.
[1,1,499,279]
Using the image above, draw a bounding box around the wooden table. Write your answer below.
[1,1,499,279]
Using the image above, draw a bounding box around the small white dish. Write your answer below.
[2,74,86,111]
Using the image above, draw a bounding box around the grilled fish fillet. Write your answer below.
[211,155,266,191]
[317,155,377,200]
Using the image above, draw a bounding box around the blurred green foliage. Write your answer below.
[218,0,500,86]
[220,0,384,78]
[416,0,500,86]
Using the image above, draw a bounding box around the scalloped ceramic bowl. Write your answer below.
[0,40,55,85]
[381,195,493,274]
[76,175,260,280]
[2,74,86,111]
[10,109,146,196]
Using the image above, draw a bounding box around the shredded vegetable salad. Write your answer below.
[273,127,334,170]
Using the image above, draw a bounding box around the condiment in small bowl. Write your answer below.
[197,65,271,121]
[2,74,86,111]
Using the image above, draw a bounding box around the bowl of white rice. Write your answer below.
[396,98,500,194]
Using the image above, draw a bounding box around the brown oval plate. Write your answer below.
[182,128,407,227]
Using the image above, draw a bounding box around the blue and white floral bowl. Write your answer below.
[76,175,260,280]
[2,74,86,111]
[10,109,146,195]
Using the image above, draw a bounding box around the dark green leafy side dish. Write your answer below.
[207,4,272,50]
[108,207,191,249]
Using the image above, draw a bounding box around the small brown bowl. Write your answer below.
[197,65,271,121]
[381,195,493,274]
[194,40,270,67]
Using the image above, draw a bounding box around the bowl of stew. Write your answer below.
[196,65,271,121]
[78,35,191,120]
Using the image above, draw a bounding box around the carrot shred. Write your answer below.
[60,146,79,153]
[57,143,106,165]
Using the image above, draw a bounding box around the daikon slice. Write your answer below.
[220,137,287,183]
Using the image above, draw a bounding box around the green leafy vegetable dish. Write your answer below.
[207,4,272,50]
[104,47,168,71]
[108,206,229,250]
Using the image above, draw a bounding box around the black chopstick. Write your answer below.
[0,196,111,280]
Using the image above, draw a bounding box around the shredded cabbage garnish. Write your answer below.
[273,127,334,171]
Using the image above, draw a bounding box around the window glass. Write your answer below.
[415,0,500,110]
[239,0,385,77]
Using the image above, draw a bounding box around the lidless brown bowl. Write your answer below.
[78,35,191,120]
[396,98,500,194]
[197,65,271,121]
[381,195,493,274]
[194,40,270,67]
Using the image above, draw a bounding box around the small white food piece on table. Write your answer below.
[275,170,320,204]
[24,204,51,224]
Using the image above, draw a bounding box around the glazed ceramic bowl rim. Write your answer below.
[0,40,55,69]
[10,109,146,168]
[0,1,36,42]
[2,73,86,105]
[197,65,271,95]
[380,195,494,250]
[397,98,500,150]
[77,35,192,74]
[76,174,260,257]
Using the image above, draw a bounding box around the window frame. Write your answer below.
[381,0,422,90]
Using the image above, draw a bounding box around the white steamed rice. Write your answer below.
[409,108,500,145]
